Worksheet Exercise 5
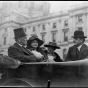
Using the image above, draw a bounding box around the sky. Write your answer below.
[48,1,86,13]
[0,1,86,13]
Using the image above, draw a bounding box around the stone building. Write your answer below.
[0,1,50,55]
[0,1,88,60]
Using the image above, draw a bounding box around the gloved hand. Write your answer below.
[31,50,44,59]
[16,60,21,65]
[47,55,55,62]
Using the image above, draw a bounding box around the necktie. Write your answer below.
[75,47,82,76]
[76,47,80,60]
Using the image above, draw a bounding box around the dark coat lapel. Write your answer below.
[78,44,88,60]
[72,46,77,60]
[14,43,30,55]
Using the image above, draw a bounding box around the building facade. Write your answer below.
[0,1,88,60]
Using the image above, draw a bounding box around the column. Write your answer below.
[57,20,61,43]
[39,24,42,39]
[49,22,53,42]
[46,23,50,43]
[36,24,40,38]
[84,13,88,37]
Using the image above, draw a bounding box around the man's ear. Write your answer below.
[81,38,83,41]
[80,38,84,43]
[17,37,21,42]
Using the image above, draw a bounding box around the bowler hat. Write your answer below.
[13,28,27,38]
[27,34,44,48]
[44,42,60,49]
[72,30,87,38]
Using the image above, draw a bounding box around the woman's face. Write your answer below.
[31,40,38,48]
[48,47,55,54]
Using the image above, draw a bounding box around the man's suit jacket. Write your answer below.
[7,43,38,79]
[66,44,88,61]
[65,44,88,76]
[8,43,38,62]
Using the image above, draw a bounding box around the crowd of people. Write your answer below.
[0,27,88,84]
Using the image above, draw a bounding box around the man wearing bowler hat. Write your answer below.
[65,30,88,77]
[8,28,39,79]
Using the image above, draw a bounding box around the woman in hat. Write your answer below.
[27,34,48,62]
[44,42,63,62]
[27,34,48,78]
[43,42,63,78]
[65,30,88,77]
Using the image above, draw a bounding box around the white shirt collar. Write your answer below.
[77,44,83,51]
[17,42,27,48]
[17,43,22,47]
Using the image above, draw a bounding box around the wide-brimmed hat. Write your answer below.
[44,42,60,49]
[13,28,27,38]
[27,34,44,48]
[72,30,87,38]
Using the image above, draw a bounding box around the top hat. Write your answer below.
[13,28,27,38]
[27,34,44,48]
[72,30,87,38]
[44,42,60,49]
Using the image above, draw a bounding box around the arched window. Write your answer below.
[41,34,45,43]
[53,23,56,28]
[64,31,68,42]
[4,37,6,45]
[63,49,67,60]
[42,25,45,30]
[78,27,82,31]
[52,32,56,42]
[33,27,35,32]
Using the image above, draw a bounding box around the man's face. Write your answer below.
[73,38,83,45]
[18,36,27,46]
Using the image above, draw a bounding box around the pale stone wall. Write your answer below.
[1,2,88,60]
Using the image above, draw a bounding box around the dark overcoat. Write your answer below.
[7,43,38,79]
[26,47,48,77]
[41,50,64,78]
[8,43,38,62]
[65,44,88,77]
[66,44,88,61]
[44,50,63,62]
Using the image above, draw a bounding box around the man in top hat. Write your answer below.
[8,28,38,79]
[65,30,88,77]
[8,28,38,62]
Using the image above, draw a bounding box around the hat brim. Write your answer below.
[44,45,60,49]
[71,36,87,38]
[13,34,27,39]
[27,38,44,47]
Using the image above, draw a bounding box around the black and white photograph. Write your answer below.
[0,1,88,87]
